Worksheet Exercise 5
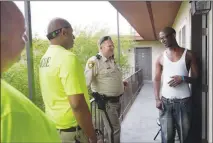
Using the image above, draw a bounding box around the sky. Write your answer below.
[14,1,135,39]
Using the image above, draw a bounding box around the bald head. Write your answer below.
[159,26,178,48]
[1,2,25,37]
[46,18,75,49]
[1,1,25,73]
[47,18,71,34]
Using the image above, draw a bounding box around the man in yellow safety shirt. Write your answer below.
[39,18,97,143]
[1,1,61,143]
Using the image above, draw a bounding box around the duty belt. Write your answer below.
[104,94,122,103]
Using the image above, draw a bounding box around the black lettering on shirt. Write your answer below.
[40,57,51,68]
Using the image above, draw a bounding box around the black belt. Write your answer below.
[104,94,122,103]
[57,125,81,132]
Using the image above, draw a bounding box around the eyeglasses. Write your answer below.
[99,36,112,46]
[46,26,71,40]
[158,32,175,41]
[22,31,28,43]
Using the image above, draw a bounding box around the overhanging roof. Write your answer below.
[110,1,182,41]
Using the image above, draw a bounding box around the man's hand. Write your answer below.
[68,94,97,143]
[156,99,163,110]
[168,75,183,87]
[97,139,104,143]
[123,81,128,90]
[88,137,97,143]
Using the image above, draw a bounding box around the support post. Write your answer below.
[116,10,121,67]
[24,1,35,101]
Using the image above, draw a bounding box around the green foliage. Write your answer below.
[2,27,134,110]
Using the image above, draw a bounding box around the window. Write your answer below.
[181,26,186,48]
[178,31,182,46]
[178,25,186,48]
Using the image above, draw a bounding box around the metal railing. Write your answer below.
[119,69,143,121]
[90,99,105,140]
[121,67,135,79]
[90,69,144,140]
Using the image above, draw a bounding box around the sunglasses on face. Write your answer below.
[158,32,175,41]
[46,26,71,40]
[99,36,112,46]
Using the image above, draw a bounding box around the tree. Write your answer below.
[2,26,134,110]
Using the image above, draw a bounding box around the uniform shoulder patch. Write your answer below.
[96,54,102,60]
[87,61,95,69]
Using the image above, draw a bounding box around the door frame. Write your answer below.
[190,9,209,143]
[201,14,208,143]
[207,3,213,142]
[134,47,152,81]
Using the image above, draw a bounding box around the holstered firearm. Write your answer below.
[92,92,114,143]
[92,92,106,110]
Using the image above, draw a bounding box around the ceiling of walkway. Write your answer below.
[110,1,182,41]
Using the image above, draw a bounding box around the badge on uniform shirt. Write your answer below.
[88,61,95,69]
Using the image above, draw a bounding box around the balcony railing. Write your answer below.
[90,69,144,140]
[121,66,135,79]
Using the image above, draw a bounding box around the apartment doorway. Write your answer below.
[134,47,152,81]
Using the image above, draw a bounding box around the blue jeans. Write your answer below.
[159,96,192,143]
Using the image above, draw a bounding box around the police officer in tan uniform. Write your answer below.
[85,36,127,143]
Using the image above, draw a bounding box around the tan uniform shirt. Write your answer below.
[85,53,124,97]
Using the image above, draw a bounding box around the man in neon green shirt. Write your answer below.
[39,18,97,143]
[1,2,61,143]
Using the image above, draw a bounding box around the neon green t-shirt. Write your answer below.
[1,79,61,143]
[39,45,90,129]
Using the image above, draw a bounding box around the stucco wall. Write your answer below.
[127,41,164,81]
[207,4,213,142]
[172,1,191,50]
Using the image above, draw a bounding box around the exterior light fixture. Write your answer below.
[191,1,211,15]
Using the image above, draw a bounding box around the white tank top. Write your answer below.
[161,49,191,99]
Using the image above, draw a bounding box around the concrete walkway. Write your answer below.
[121,83,161,143]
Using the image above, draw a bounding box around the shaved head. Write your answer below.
[160,27,176,35]
[159,26,178,48]
[1,1,26,72]
[46,18,75,49]
[47,18,71,34]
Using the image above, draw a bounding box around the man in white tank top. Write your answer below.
[154,27,198,143]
